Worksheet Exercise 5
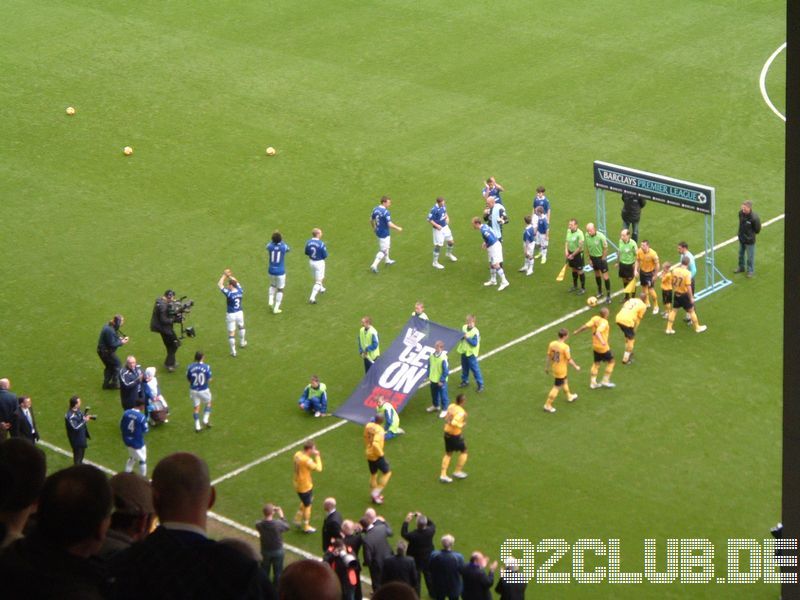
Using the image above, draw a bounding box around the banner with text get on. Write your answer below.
[334,316,463,425]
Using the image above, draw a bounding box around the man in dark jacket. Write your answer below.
[98,314,128,389]
[322,497,343,553]
[0,378,17,441]
[460,551,497,600]
[119,355,144,411]
[428,534,464,600]
[362,508,393,589]
[495,558,527,600]
[379,540,418,591]
[11,396,38,443]
[621,191,646,242]
[400,511,435,596]
[150,290,180,371]
[65,395,92,465]
[735,200,762,277]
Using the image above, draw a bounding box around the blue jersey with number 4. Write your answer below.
[187,362,212,391]
[221,284,243,313]
[267,242,290,275]
[120,409,148,449]
[305,239,328,261]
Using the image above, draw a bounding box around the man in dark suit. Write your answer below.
[0,378,17,441]
[401,511,436,596]
[108,452,274,599]
[379,540,418,591]
[362,508,393,589]
[321,497,343,552]
[460,551,497,600]
[428,534,464,600]
[11,396,39,443]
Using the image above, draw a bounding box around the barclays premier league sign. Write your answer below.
[594,161,715,215]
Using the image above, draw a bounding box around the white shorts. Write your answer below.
[377,236,391,253]
[270,274,286,289]
[535,232,548,247]
[226,310,244,332]
[524,241,534,258]
[432,225,453,246]
[127,445,147,464]
[488,242,504,265]
[309,260,326,282]
[190,389,212,408]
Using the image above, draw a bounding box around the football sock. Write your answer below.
[605,278,611,292]
[595,276,603,295]
[310,283,321,301]
[490,268,497,283]
[369,474,378,491]
[228,337,236,352]
[380,471,392,488]
[497,267,507,282]
[433,247,440,263]
[203,406,211,424]
[572,272,578,287]
[274,292,283,310]
[268,286,275,306]
[371,252,384,269]
[239,329,246,345]
[563,382,572,397]
[666,309,677,332]
[590,364,599,383]
[604,363,615,379]
[579,273,585,288]
[691,312,701,329]
[455,453,468,471]
[441,455,451,477]
[545,387,558,409]
[303,505,312,527]
[138,460,147,477]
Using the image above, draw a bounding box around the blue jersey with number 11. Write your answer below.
[187,362,212,391]
[267,242,290,275]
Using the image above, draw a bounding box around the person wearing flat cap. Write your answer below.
[95,472,155,560]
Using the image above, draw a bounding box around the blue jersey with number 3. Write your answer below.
[187,362,212,391]
[221,284,243,313]
[267,242,290,275]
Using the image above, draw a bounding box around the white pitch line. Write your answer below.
[210,419,347,486]
[38,440,116,476]
[759,42,787,122]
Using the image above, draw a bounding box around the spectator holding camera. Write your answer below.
[401,511,436,596]
[97,314,128,389]
[150,289,181,372]
[256,503,290,585]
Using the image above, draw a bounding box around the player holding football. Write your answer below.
[615,295,648,364]
[293,441,323,533]
[543,328,580,413]
[186,351,213,432]
[636,240,661,314]
[364,416,392,504]
[370,195,403,273]
[266,230,290,314]
[574,307,616,389]
[217,270,246,357]
[665,256,708,335]
[472,216,509,291]
[440,394,468,483]
[428,196,457,269]
[304,228,327,304]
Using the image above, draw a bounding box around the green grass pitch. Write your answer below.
[0,1,786,597]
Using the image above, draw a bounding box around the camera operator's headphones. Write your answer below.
[113,315,123,329]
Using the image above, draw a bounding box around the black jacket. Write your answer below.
[150,297,175,334]
[380,553,418,589]
[322,510,343,552]
[400,518,436,568]
[65,409,90,448]
[461,562,494,600]
[738,209,761,245]
[621,192,646,223]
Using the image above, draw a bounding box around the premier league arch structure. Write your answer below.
[592,160,731,301]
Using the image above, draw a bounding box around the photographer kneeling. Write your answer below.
[150,290,181,372]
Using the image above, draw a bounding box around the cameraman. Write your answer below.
[150,290,180,372]
[97,315,129,389]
